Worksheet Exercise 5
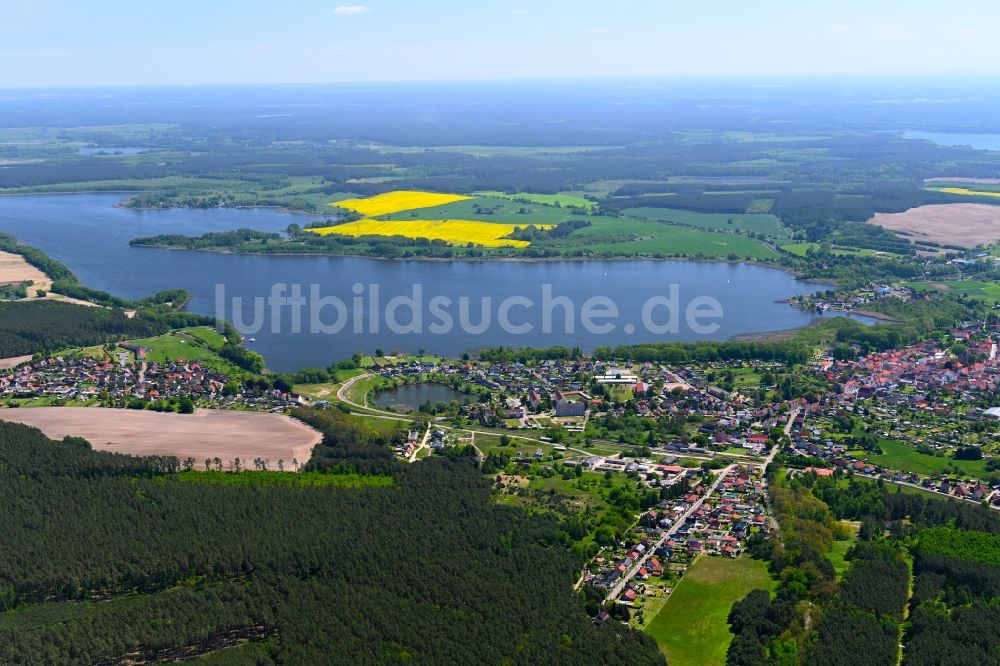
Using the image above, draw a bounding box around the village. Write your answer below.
[0,351,295,412]
[584,463,773,618]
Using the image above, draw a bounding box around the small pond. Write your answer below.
[374,383,474,410]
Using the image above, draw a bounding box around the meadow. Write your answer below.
[308,219,552,248]
[644,555,774,666]
[939,279,1000,303]
[625,207,788,238]
[379,196,578,226]
[330,190,471,216]
[124,327,227,364]
[474,190,597,210]
[565,217,780,259]
[779,242,900,258]
[848,437,988,477]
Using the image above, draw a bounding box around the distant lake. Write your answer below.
[902,131,1000,151]
[374,383,472,410]
[78,146,146,155]
[0,194,872,372]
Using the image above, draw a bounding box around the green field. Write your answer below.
[380,197,578,226]
[625,207,787,238]
[780,242,901,258]
[644,555,775,666]
[126,327,227,364]
[569,218,780,259]
[475,191,597,210]
[939,279,1000,303]
[849,437,988,477]
[827,521,860,580]
[378,198,779,259]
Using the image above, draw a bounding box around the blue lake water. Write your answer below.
[902,131,1000,151]
[0,193,870,371]
[374,383,473,410]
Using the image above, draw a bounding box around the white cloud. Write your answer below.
[333,5,370,15]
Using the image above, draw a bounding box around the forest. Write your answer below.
[0,300,164,357]
[0,416,664,665]
[726,465,1000,666]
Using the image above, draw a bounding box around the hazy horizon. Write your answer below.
[4,0,1000,88]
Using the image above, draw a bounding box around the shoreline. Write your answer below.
[0,190,333,218]
[728,317,832,342]
[130,241,805,273]
[0,191,805,272]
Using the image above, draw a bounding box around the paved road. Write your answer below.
[605,463,736,603]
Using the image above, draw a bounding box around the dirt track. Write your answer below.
[0,407,323,467]
[870,203,1000,248]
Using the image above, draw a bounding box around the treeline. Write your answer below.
[509,220,592,242]
[476,340,812,365]
[0,419,664,665]
[131,229,282,249]
[293,406,404,476]
[593,340,813,364]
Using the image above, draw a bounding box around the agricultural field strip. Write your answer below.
[308,219,553,248]
[329,190,472,216]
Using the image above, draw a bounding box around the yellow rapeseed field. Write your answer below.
[329,190,472,216]
[307,219,554,248]
[936,187,1000,199]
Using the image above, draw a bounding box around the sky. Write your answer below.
[2,0,1000,87]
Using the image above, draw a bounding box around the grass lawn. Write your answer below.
[181,326,227,349]
[644,555,774,666]
[827,520,860,580]
[848,438,988,478]
[607,386,634,403]
[343,375,390,408]
[125,327,231,365]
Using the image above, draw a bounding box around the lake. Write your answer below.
[374,383,473,410]
[0,193,867,372]
[902,130,1000,151]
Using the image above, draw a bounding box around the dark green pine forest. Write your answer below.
[0,413,664,665]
